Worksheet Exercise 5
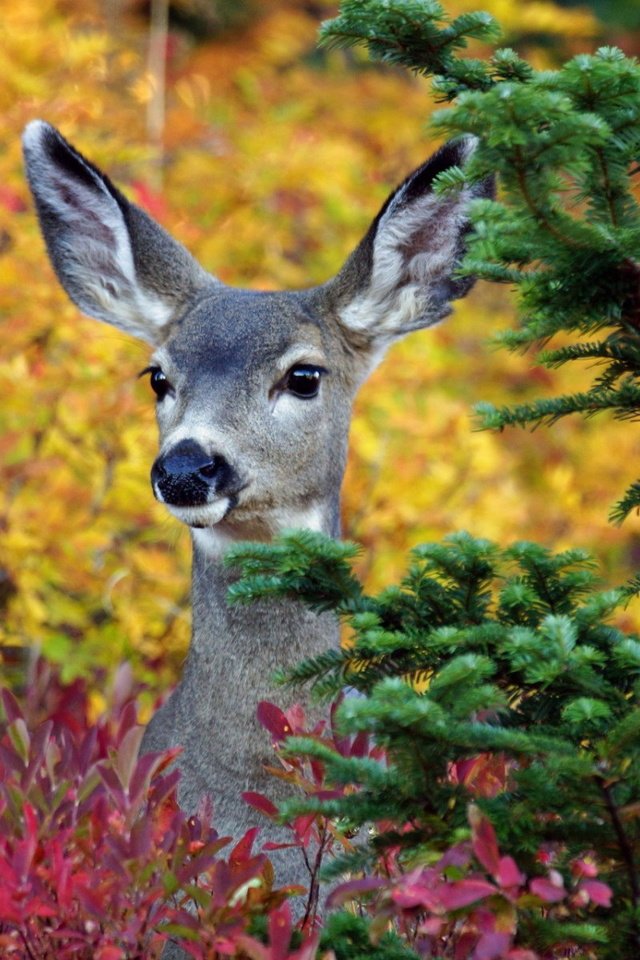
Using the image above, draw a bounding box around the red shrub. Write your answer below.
[0,665,310,959]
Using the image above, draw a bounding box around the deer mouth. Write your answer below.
[165,496,235,529]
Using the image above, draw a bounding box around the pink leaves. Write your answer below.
[252,697,615,960]
[496,857,525,890]
[470,806,525,894]
[252,698,386,921]
[0,681,290,959]
[568,859,612,907]
[439,879,500,911]
[470,803,501,875]
[529,874,565,903]
[579,880,612,907]
[450,753,512,799]
[0,676,617,960]
[327,804,613,960]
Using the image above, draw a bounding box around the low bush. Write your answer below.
[0,663,298,959]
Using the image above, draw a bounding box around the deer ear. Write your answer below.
[22,121,211,346]
[329,137,493,353]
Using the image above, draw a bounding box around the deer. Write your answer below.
[22,120,491,905]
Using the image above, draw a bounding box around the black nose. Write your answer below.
[151,439,233,507]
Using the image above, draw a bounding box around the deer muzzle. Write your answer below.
[151,439,237,510]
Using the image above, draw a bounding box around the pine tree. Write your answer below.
[229,531,640,958]
[321,0,640,523]
[227,4,640,958]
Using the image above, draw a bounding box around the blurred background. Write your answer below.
[2,0,640,698]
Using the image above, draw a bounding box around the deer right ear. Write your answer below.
[22,121,211,346]
[328,137,493,358]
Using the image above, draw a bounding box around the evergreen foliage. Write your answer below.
[227,8,640,956]
[228,531,640,958]
[321,1,640,523]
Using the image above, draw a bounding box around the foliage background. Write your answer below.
[3,0,640,699]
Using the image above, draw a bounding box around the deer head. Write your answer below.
[23,121,491,553]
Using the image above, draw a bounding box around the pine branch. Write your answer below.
[538,337,639,369]
[225,530,364,612]
[475,380,640,431]
[319,0,500,85]
[610,480,640,525]
[241,528,640,955]
[320,5,640,520]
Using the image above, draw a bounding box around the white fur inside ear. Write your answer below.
[339,186,473,344]
[24,122,173,343]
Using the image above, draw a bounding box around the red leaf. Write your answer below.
[0,688,22,724]
[131,180,168,220]
[114,724,145,791]
[230,826,260,863]
[96,947,125,960]
[439,879,497,910]
[455,930,479,960]
[469,806,500,876]
[115,700,139,745]
[456,753,510,798]
[496,856,525,890]
[243,792,279,818]
[310,758,325,784]
[284,703,306,734]
[268,903,293,960]
[350,731,370,758]
[0,186,27,213]
[293,814,316,846]
[327,877,385,908]
[571,856,598,878]
[474,931,511,960]
[111,662,135,708]
[530,876,565,903]
[257,702,292,742]
[392,882,441,911]
[581,880,612,907]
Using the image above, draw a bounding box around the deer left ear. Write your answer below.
[329,137,493,352]
[22,121,211,346]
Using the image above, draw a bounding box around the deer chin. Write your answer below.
[166,499,232,529]
[190,504,329,559]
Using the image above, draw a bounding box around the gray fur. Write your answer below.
[22,121,490,920]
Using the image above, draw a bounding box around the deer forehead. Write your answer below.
[156,286,341,381]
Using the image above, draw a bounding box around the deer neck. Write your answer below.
[181,505,341,713]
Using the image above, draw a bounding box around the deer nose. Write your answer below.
[151,439,232,507]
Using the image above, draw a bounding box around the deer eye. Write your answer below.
[140,366,173,401]
[284,364,325,400]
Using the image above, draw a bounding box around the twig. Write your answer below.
[600,779,640,951]
[147,0,169,189]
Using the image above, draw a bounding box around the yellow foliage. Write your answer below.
[455,0,597,42]
[2,0,639,689]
